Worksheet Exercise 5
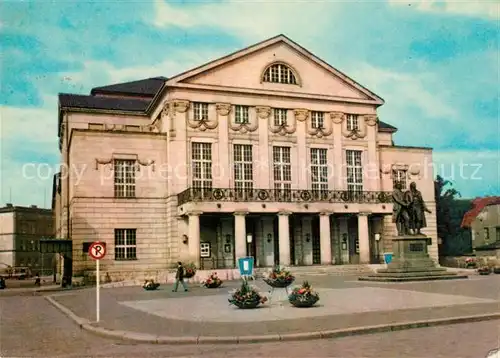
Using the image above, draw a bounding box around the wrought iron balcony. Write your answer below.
[177,187,392,206]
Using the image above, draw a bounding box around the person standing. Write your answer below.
[172,261,188,292]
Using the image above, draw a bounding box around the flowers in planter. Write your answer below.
[263,265,295,288]
[288,281,320,308]
[143,279,160,290]
[464,257,477,268]
[228,279,267,309]
[184,263,197,278]
[202,272,223,288]
[477,266,491,275]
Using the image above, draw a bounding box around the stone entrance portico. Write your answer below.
[179,208,389,269]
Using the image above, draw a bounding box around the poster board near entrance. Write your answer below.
[238,257,254,279]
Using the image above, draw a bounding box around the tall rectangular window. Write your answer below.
[484,228,490,241]
[392,169,407,189]
[193,102,209,121]
[311,111,324,129]
[114,229,137,260]
[114,159,136,198]
[311,148,328,191]
[346,150,363,193]
[192,142,212,189]
[233,144,253,190]
[234,105,249,124]
[346,114,359,131]
[273,146,292,190]
[273,108,288,126]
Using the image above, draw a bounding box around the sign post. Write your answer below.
[88,241,106,322]
[237,257,255,281]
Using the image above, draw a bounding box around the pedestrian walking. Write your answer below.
[172,261,188,292]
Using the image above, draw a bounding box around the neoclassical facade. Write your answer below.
[53,35,438,280]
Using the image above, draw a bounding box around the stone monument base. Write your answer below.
[359,235,468,282]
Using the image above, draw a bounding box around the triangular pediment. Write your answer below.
[166,35,383,104]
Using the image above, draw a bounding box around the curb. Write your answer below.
[45,295,500,345]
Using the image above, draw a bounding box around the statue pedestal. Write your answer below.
[359,235,468,282]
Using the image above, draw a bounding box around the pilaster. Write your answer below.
[330,111,344,190]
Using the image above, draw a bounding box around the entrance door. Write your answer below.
[347,216,359,264]
[311,216,321,264]
[245,217,257,259]
[273,217,279,265]
[289,216,296,265]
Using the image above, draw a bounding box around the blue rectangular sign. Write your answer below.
[383,252,393,265]
[238,257,254,276]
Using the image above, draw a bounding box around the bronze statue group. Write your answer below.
[392,182,432,236]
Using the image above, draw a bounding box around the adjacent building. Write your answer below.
[0,203,55,274]
[53,35,438,281]
[461,196,500,257]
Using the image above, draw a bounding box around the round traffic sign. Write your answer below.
[88,241,106,260]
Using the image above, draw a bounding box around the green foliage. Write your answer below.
[434,175,473,255]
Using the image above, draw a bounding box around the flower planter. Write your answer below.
[289,295,319,308]
[205,281,222,288]
[493,267,500,274]
[263,278,294,288]
[231,300,261,309]
[228,280,267,309]
[478,271,491,275]
[143,283,160,290]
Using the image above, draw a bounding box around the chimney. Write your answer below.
[30,205,37,208]
[6,203,13,208]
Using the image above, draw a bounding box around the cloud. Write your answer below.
[152,0,339,41]
[388,0,500,20]
[432,150,499,198]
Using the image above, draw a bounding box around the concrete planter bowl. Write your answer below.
[142,282,160,291]
[263,277,295,288]
[204,281,222,289]
[289,294,320,308]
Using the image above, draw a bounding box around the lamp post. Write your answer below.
[374,233,381,263]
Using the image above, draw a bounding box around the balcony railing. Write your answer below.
[177,188,393,205]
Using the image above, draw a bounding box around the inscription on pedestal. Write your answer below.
[409,243,424,252]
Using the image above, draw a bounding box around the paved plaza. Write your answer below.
[48,274,500,339]
[1,295,498,358]
[120,286,495,323]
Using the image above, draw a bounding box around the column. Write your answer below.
[319,212,332,265]
[188,211,201,267]
[234,212,247,260]
[278,212,291,265]
[358,213,370,264]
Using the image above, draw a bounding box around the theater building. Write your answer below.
[53,35,438,281]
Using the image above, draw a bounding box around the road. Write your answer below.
[1,295,498,358]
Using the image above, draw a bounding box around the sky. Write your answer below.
[1,0,499,208]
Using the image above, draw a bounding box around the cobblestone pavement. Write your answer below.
[50,274,500,337]
[1,295,498,358]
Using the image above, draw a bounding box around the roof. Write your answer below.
[166,34,385,106]
[59,93,150,112]
[0,204,52,214]
[461,196,500,228]
[90,77,167,97]
[378,121,397,132]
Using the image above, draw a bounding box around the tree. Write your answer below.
[434,175,463,254]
